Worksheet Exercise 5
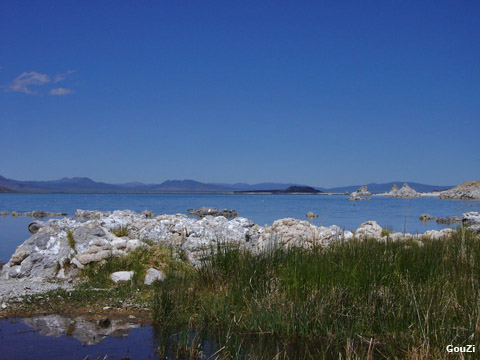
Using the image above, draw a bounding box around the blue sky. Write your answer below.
[1,1,479,187]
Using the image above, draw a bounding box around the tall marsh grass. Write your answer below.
[152,229,480,358]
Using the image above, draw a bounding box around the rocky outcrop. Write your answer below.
[419,214,461,224]
[2,211,67,218]
[347,196,368,201]
[390,183,421,198]
[22,211,68,218]
[354,221,383,239]
[439,180,480,200]
[436,216,460,224]
[246,218,352,252]
[75,209,111,219]
[2,209,476,282]
[379,183,421,198]
[419,214,436,222]
[188,207,238,218]
[350,185,371,197]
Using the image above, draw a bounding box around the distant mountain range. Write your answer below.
[0,175,453,194]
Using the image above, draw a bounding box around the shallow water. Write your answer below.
[1,193,479,263]
[0,317,156,360]
[0,315,342,359]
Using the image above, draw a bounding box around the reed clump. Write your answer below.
[152,229,480,358]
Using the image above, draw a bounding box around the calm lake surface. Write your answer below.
[1,193,479,263]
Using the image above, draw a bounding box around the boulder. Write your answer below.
[419,214,436,222]
[462,212,480,225]
[355,221,383,239]
[141,210,155,218]
[28,221,44,234]
[10,251,29,265]
[110,271,134,283]
[463,212,480,233]
[30,211,49,218]
[144,268,165,285]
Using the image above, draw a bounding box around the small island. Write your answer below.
[234,185,323,194]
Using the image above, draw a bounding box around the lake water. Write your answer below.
[0,317,157,360]
[1,193,479,263]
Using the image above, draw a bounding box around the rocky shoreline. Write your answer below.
[0,208,479,323]
[347,180,480,199]
[2,209,480,286]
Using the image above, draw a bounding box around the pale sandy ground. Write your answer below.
[0,278,73,303]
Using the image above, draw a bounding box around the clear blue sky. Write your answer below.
[1,1,479,187]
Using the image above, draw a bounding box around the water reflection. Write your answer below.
[0,315,391,359]
[22,314,141,345]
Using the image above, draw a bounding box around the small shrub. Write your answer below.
[66,230,76,250]
[381,226,393,237]
[142,238,155,246]
[111,226,130,237]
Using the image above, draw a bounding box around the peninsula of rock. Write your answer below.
[439,180,480,200]
[2,209,478,284]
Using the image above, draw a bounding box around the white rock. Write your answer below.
[463,212,480,224]
[110,271,134,283]
[144,268,165,285]
[112,239,127,249]
[350,185,371,197]
[56,268,66,279]
[71,257,84,269]
[355,221,383,239]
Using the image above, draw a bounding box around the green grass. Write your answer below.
[110,226,130,237]
[151,229,480,359]
[381,225,393,237]
[66,230,76,251]
[80,245,191,288]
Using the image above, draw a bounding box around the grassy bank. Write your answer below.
[152,229,480,359]
[2,229,479,358]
